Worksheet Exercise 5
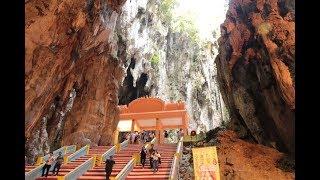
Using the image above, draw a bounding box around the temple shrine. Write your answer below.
[114,97,189,144]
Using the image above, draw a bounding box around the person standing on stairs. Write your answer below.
[105,156,115,180]
[41,152,54,177]
[131,132,136,144]
[52,152,63,175]
[157,150,161,165]
[164,130,169,143]
[149,144,155,168]
[177,129,181,142]
[140,146,147,168]
[151,151,161,173]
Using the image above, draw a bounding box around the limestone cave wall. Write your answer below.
[25,0,126,162]
[215,0,295,154]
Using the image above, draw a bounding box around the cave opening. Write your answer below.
[118,58,150,105]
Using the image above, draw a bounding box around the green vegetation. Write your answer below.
[157,0,200,43]
[159,0,176,23]
[150,52,160,66]
[172,15,200,43]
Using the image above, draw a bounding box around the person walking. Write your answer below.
[164,130,169,143]
[149,144,155,168]
[177,129,181,142]
[41,152,54,177]
[105,156,115,180]
[52,152,64,175]
[151,151,161,173]
[131,132,136,144]
[140,146,147,168]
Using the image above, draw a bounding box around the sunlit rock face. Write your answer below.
[116,0,229,132]
[25,0,126,162]
[216,0,295,154]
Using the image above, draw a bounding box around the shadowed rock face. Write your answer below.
[25,0,126,161]
[215,0,294,154]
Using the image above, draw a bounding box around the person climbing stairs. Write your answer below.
[125,144,177,180]
[78,144,142,179]
[35,146,112,180]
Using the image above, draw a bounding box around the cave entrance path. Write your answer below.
[114,97,189,144]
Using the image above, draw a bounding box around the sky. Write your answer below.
[173,0,228,41]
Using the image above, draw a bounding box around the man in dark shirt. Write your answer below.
[52,152,64,175]
[105,156,115,180]
[149,144,155,168]
[41,152,54,177]
[140,146,147,168]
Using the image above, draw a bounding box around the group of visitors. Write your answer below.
[33,128,184,179]
[140,144,161,173]
[41,152,64,177]
[122,130,156,144]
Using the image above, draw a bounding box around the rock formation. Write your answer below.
[115,0,229,132]
[215,0,295,154]
[25,0,295,166]
[25,0,126,162]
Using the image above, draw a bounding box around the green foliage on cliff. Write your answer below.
[159,0,176,24]
[150,52,160,66]
[172,16,199,43]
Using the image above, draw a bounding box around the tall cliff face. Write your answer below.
[215,0,295,154]
[116,0,229,132]
[25,0,126,162]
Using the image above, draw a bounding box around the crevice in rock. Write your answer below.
[118,58,150,105]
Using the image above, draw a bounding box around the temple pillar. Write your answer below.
[156,118,163,144]
[131,119,135,133]
[183,113,188,135]
[113,128,119,145]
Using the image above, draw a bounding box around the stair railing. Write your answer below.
[65,145,77,154]
[145,137,157,149]
[62,156,96,180]
[169,137,184,180]
[25,145,76,180]
[113,138,152,180]
[65,145,90,163]
[119,139,129,151]
[96,145,117,166]
[115,158,135,180]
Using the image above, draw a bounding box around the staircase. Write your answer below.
[126,144,177,180]
[78,144,142,180]
[25,165,38,172]
[35,146,111,180]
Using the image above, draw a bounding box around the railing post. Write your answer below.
[57,175,64,180]
[64,155,69,163]
[35,156,43,166]
[92,155,96,168]
[132,153,140,166]
[86,145,90,155]
[115,143,120,152]
[96,155,102,166]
